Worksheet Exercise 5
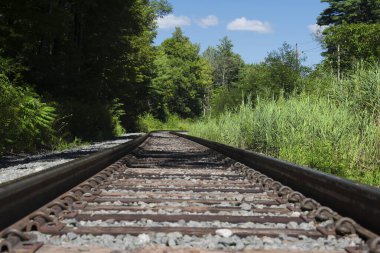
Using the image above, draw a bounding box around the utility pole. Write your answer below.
[337,44,341,80]
[295,43,299,70]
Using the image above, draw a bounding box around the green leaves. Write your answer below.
[318,0,380,26]
[203,37,244,88]
[0,73,57,153]
[191,91,380,186]
[321,23,380,71]
[150,28,212,119]
[318,0,380,73]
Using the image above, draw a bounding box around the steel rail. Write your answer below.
[173,132,380,234]
[0,133,148,230]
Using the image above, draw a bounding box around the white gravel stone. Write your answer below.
[137,234,150,244]
[215,229,233,238]
[240,203,251,210]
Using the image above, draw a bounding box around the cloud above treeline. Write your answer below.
[197,15,219,28]
[157,15,274,34]
[227,17,273,33]
[157,14,191,29]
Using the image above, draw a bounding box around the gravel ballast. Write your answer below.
[30,232,362,251]
[0,134,141,184]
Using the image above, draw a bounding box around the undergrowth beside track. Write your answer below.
[140,65,380,187]
[190,97,380,186]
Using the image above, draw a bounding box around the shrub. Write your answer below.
[0,74,57,153]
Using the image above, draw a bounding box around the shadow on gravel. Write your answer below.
[0,134,142,169]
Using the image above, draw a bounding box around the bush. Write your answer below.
[0,74,57,153]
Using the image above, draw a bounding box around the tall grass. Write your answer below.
[190,65,380,186]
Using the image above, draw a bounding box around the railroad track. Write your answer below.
[0,132,379,252]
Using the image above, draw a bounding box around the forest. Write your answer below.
[0,0,379,186]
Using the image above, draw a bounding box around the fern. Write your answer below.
[0,73,57,153]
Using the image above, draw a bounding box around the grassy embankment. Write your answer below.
[139,65,380,186]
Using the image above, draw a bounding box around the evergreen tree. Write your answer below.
[317,0,380,26]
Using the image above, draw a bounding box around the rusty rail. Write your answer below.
[0,133,148,230]
[173,132,380,235]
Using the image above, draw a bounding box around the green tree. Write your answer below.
[317,0,380,73]
[235,42,310,107]
[150,28,212,119]
[321,23,380,72]
[203,37,244,88]
[263,42,309,94]
[317,0,380,26]
[0,0,171,139]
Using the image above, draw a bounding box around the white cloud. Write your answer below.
[308,24,328,35]
[227,17,273,33]
[157,14,191,29]
[197,15,219,28]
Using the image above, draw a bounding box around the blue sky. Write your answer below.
[155,0,329,67]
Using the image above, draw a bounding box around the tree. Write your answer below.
[317,0,380,26]
[0,0,171,139]
[150,28,212,119]
[236,42,310,105]
[317,0,380,73]
[203,37,244,88]
[263,42,309,95]
[321,23,380,72]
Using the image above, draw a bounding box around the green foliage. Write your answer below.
[318,0,380,74]
[210,42,310,114]
[138,113,191,132]
[190,96,380,186]
[329,63,380,119]
[150,0,172,18]
[303,63,380,120]
[150,28,213,119]
[0,0,163,140]
[263,42,310,94]
[203,37,244,88]
[317,0,380,26]
[321,23,380,72]
[109,99,126,136]
[209,86,237,115]
[0,74,57,153]
[190,66,380,186]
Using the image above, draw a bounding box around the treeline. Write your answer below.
[0,0,171,152]
[139,0,380,186]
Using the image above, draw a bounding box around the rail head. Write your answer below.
[173,132,380,235]
[0,133,149,230]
